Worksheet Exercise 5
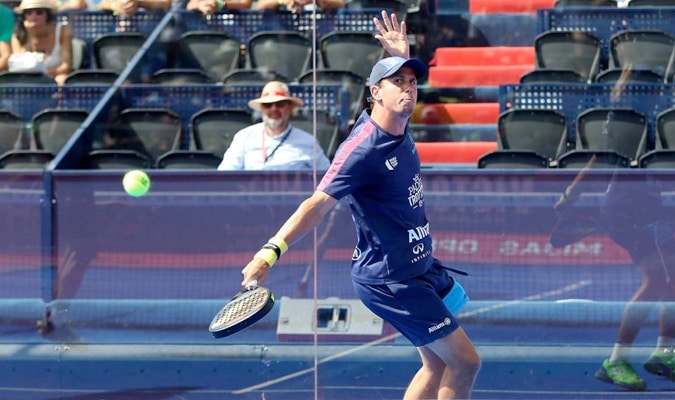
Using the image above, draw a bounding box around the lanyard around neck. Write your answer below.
[262,127,292,163]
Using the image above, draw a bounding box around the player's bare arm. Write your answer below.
[241,190,337,287]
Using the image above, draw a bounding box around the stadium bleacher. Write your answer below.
[4,3,675,170]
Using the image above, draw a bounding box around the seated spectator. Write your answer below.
[56,0,87,10]
[218,80,331,170]
[255,0,345,13]
[186,0,252,16]
[9,0,73,85]
[0,3,14,71]
[98,0,171,17]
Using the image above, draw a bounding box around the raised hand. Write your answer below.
[373,10,409,59]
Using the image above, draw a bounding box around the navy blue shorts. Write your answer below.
[352,259,460,347]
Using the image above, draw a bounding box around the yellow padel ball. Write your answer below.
[122,169,151,197]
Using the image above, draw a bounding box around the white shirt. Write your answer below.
[217,122,331,171]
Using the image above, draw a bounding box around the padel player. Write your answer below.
[240,11,481,399]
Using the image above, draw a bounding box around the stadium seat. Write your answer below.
[152,69,213,85]
[628,0,675,6]
[608,29,675,81]
[638,150,675,168]
[298,69,366,124]
[0,109,25,153]
[0,71,56,85]
[520,69,586,83]
[0,150,54,169]
[477,150,550,169]
[594,68,664,83]
[92,32,146,73]
[557,150,631,168]
[31,109,89,156]
[71,37,89,70]
[107,108,183,163]
[85,149,153,169]
[497,108,569,166]
[655,107,675,149]
[534,30,602,82]
[155,150,222,169]
[64,69,119,85]
[177,31,241,82]
[190,108,255,157]
[222,68,287,84]
[246,31,313,82]
[562,107,648,167]
[289,109,342,159]
[319,31,385,81]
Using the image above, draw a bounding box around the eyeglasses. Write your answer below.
[261,101,289,109]
[23,8,47,16]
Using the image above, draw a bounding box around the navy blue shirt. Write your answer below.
[317,110,433,284]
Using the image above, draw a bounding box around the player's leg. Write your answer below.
[644,233,675,380]
[423,326,480,399]
[404,346,444,400]
[353,266,479,398]
[595,260,659,390]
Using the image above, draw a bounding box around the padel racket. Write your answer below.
[209,280,275,338]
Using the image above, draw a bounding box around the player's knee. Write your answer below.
[457,349,481,379]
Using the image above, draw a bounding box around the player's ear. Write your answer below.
[370,85,381,101]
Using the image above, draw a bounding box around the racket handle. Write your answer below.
[245,279,259,289]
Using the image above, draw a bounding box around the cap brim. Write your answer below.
[402,59,427,80]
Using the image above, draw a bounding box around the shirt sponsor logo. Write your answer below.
[352,247,362,261]
[428,317,453,333]
[408,223,431,263]
[408,174,424,208]
[408,223,430,242]
[385,157,398,170]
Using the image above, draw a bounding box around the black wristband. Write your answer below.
[261,243,282,260]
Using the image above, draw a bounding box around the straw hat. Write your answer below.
[248,81,304,112]
[15,0,57,11]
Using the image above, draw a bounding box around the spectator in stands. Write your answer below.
[218,80,331,170]
[255,0,344,13]
[98,0,170,17]
[239,11,480,400]
[186,0,251,16]
[8,0,73,85]
[55,0,87,10]
[552,158,675,391]
[0,3,14,71]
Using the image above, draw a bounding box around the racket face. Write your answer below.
[209,287,274,338]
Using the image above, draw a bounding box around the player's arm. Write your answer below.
[554,155,597,210]
[241,190,337,287]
